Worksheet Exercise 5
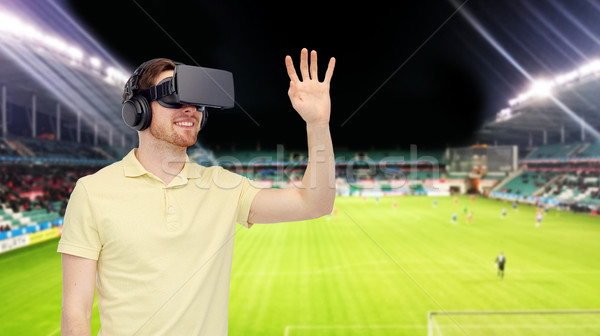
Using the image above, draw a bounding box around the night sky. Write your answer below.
[62,0,600,151]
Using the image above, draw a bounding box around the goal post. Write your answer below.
[427,310,600,336]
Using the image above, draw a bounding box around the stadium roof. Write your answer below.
[0,1,134,142]
[476,70,600,146]
[0,50,131,135]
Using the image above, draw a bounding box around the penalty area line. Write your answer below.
[284,324,426,336]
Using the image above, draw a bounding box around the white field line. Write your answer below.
[433,323,600,329]
[233,263,600,277]
[284,323,600,336]
[283,324,426,336]
[45,327,61,336]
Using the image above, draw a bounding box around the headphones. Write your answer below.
[121,59,208,131]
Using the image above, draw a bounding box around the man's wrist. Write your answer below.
[306,121,330,131]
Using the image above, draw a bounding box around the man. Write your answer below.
[58,49,336,335]
[496,251,506,279]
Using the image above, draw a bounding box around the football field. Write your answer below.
[1,195,599,335]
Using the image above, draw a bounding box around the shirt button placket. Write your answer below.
[164,187,179,231]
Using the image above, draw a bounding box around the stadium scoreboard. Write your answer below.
[445,145,518,174]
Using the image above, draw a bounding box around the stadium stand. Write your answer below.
[0,136,129,164]
[475,52,600,213]
[523,142,582,161]
[539,171,600,205]
[2,134,599,246]
[572,140,600,159]
[487,138,600,211]
[497,170,558,196]
[0,163,98,238]
[210,147,449,194]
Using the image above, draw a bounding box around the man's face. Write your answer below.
[146,70,203,148]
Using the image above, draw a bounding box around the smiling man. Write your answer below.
[58,49,336,336]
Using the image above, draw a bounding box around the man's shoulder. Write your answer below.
[198,164,241,180]
[77,159,126,187]
[195,164,255,190]
[199,164,227,175]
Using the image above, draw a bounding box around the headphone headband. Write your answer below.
[123,59,164,103]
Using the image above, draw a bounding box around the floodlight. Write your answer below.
[578,60,600,76]
[554,70,578,85]
[0,8,129,88]
[67,46,83,61]
[90,57,102,68]
[530,80,554,97]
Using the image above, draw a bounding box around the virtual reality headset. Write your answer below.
[127,64,235,110]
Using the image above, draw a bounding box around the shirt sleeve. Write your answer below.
[57,179,102,260]
[234,174,263,228]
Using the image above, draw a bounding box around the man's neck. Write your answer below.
[135,142,187,185]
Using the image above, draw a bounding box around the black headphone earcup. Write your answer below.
[122,100,140,129]
[122,96,152,131]
[138,97,152,131]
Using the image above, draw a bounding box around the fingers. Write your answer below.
[310,50,318,81]
[285,55,300,83]
[287,48,336,83]
[324,57,336,84]
[299,48,310,81]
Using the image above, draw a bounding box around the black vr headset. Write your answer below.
[122,59,235,131]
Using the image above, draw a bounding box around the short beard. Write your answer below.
[149,122,198,148]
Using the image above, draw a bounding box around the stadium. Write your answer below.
[1,1,599,335]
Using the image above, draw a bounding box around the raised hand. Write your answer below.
[285,48,335,125]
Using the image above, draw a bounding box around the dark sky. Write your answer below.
[62,0,600,151]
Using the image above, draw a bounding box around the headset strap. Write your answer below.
[123,59,179,102]
[137,79,174,101]
[123,60,154,102]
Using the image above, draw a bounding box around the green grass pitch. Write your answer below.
[1,195,599,335]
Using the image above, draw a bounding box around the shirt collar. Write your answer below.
[122,148,202,180]
[122,149,146,177]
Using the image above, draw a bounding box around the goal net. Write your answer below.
[427,310,600,336]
